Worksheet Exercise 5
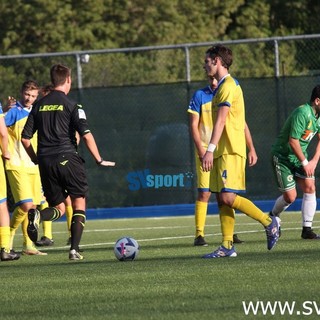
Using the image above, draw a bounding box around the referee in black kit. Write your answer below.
[21,64,115,260]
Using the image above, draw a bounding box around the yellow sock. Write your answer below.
[42,221,53,239]
[10,207,27,248]
[38,201,48,211]
[38,201,53,239]
[0,226,10,250]
[9,229,15,250]
[66,205,73,237]
[21,215,33,248]
[10,206,27,230]
[220,205,235,249]
[195,201,207,237]
[232,195,271,227]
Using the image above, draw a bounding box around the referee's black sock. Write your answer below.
[70,210,86,251]
[40,207,62,221]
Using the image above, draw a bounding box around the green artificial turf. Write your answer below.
[2,212,320,320]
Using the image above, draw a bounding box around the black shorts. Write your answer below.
[38,153,89,207]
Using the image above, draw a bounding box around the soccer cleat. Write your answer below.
[10,249,21,260]
[278,222,282,238]
[301,228,320,239]
[1,248,20,261]
[265,216,280,250]
[202,245,237,258]
[69,249,84,260]
[233,234,244,244]
[194,235,208,246]
[35,236,54,247]
[22,245,48,256]
[27,208,40,243]
[269,212,281,237]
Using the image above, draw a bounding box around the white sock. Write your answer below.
[271,195,291,217]
[301,193,316,227]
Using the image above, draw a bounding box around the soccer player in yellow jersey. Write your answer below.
[188,76,256,246]
[0,105,20,261]
[4,80,49,255]
[201,45,280,258]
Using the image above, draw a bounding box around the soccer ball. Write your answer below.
[114,237,140,261]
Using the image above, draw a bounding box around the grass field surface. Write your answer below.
[2,211,320,320]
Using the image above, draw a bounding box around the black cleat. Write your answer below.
[233,234,244,244]
[35,236,54,247]
[301,228,320,239]
[194,235,208,246]
[1,248,20,261]
[27,208,40,243]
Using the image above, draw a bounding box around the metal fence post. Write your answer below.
[274,39,280,78]
[184,46,191,83]
[76,54,82,89]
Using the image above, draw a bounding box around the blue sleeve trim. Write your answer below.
[198,188,211,192]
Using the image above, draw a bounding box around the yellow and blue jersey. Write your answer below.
[0,105,7,202]
[4,102,38,173]
[187,85,215,147]
[0,104,4,157]
[212,75,246,158]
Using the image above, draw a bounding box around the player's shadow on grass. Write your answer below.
[0,247,316,270]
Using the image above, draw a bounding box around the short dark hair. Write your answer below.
[50,64,71,87]
[40,83,54,96]
[311,85,320,102]
[21,80,39,92]
[206,45,233,69]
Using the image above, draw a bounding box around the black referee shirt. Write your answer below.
[22,90,90,157]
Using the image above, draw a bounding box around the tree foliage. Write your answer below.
[0,0,318,96]
[1,0,318,55]
[1,0,320,207]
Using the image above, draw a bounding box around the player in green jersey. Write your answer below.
[270,85,320,239]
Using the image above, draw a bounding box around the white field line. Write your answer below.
[14,218,317,236]
[13,214,320,251]
[19,225,318,252]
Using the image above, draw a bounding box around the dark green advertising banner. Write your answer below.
[71,76,320,209]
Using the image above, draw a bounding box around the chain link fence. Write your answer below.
[1,34,320,94]
[3,34,320,209]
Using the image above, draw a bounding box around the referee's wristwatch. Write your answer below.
[96,158,103,165]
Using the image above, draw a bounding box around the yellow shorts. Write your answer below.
[195,154,210,192]
[0,158,6,202]
[209,154,246,193]
[6,170,43,206]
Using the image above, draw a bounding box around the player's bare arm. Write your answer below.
[202,106,229,172]
[245,122,258,167]
[21,137,38,164]
[0,117,10,160]
[2,96,16,113]
[81,132,115,167]
[289,137,314,176]
[189,113,205,159]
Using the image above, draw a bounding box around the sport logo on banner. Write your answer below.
[126,169,194,191]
